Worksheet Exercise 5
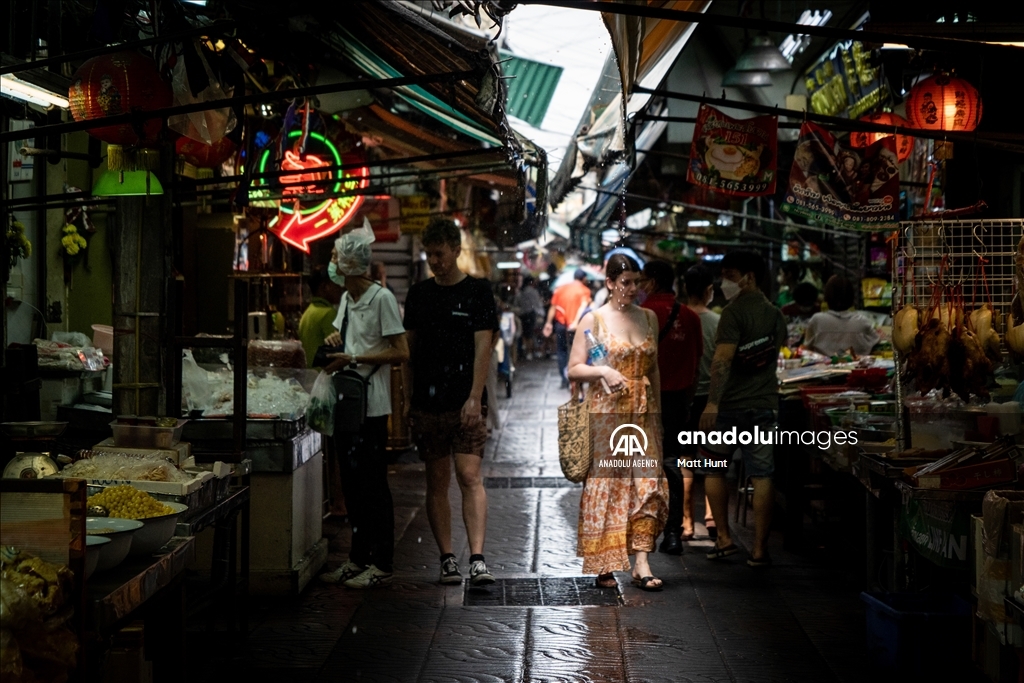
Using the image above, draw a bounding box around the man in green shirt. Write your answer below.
[698,251,786,568]
[299,265,342,368]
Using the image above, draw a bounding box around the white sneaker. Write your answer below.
[343,564,393,589]
[320,560,364,584]
[469,560,495,586]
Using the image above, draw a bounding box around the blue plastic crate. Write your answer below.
[860,592,971,675]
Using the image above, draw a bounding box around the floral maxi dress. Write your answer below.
[577,309,669,575]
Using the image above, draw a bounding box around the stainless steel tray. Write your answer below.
[182,416,306,441]
[2,421,69,438]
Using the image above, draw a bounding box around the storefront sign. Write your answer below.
[687,104,777,197]
[804,40,888,119]
[399,195,432,234]
[900,496,973,570]
[253,130,369,252]
[781,122,901,231]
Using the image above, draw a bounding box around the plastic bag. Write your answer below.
[334,218,375,276]
[307,371,336,437]
[181,350,212,413]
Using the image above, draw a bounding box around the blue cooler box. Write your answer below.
[860,592,971,675]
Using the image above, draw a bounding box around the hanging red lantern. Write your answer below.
[905,73,982,132]
[850,112,914,163]
[69,51,171,171]
[175,136,238,168]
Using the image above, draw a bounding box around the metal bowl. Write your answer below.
[1,422,68,438]
[87,518,142,571]
[85,536,109,579]
[129,503,188,555]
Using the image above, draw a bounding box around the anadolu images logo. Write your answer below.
[610,424,648,457]
[252,130,370,252]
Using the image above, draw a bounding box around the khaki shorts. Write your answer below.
[409,408,489,461]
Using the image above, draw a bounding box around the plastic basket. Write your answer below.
[860,592,970,675]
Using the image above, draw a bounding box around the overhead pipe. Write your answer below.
[0,21,238,76]
[0,70,478,144]
[633,87,1024,152]
[520,1,1024,55]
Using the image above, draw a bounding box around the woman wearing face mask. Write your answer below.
[567,254,669,592]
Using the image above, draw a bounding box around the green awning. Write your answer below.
[334,25,502,146]
[499,52,563,128]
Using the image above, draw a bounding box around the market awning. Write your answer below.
[549,0,710,208]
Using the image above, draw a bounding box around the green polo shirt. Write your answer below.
[298,297,338,368]
[715,290,787,411]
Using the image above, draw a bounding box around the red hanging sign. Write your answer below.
[687,104,778,197]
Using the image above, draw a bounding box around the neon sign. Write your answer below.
[254,130,369,252]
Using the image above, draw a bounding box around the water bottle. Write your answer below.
[584,330,613,393]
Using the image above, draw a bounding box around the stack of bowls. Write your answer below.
[86,518,144,571]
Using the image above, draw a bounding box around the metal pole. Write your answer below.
[0,71,478,144]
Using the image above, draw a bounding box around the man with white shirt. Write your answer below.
[318,224,409,589]
[804,276,879,357]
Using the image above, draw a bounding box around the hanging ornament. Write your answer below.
[905,72,982,132]
[850,112,914,163]
[68,51,171,171]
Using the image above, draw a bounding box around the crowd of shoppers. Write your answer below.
[314,229,883,591]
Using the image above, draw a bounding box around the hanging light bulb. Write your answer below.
[723,67,772,87]
[735,35,791,73]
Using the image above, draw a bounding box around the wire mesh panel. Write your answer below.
[894,219,1024,335]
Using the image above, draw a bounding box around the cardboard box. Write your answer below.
[916,459,1017,491]
[90,439,191,466]
[81,470,213,496]
[983,490,1024,558]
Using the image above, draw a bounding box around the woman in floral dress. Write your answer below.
[567,254,669,591]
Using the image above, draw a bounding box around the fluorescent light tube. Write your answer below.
[1,74,69,109]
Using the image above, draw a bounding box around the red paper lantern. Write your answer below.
[69,51,171,170]
[176,136,238,168]
[905,73,982,132]
[850,112,914,163]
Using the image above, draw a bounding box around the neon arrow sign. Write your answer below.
[256,130,369,252]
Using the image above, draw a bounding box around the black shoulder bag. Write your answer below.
[658,302,681,342]
[313,292,382,433]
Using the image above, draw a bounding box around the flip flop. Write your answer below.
[747,554,773,568]
[631,576,664,592]
[706,543,739,560]
[595,573,617,588]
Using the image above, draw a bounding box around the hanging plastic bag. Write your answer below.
[307,371,336,437]
[168,40,237,145]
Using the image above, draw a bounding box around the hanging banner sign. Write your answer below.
[687,104,778,197]
[781,122,900,231]
[251,130,370,252]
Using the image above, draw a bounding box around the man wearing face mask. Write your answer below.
[698,251,786,568]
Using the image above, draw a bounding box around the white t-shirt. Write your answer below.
[804,310,879,357]
[332,283,405,417]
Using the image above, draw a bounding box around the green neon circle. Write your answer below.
[257,130,353,216]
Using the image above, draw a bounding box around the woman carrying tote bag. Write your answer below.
[565,254,668,592]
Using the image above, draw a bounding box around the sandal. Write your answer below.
[631,575,664,592]
[747,554,773,568]
[706,543,739,560]
[595,573,617,589]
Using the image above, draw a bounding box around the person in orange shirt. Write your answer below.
[543,269,592,389]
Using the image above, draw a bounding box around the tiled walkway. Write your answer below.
[192,359,883,683]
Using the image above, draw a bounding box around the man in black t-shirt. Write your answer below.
[404,219,498,587]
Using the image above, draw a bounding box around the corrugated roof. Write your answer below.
[500,52,563,128]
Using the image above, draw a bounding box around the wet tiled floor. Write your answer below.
[190,359,892,683]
